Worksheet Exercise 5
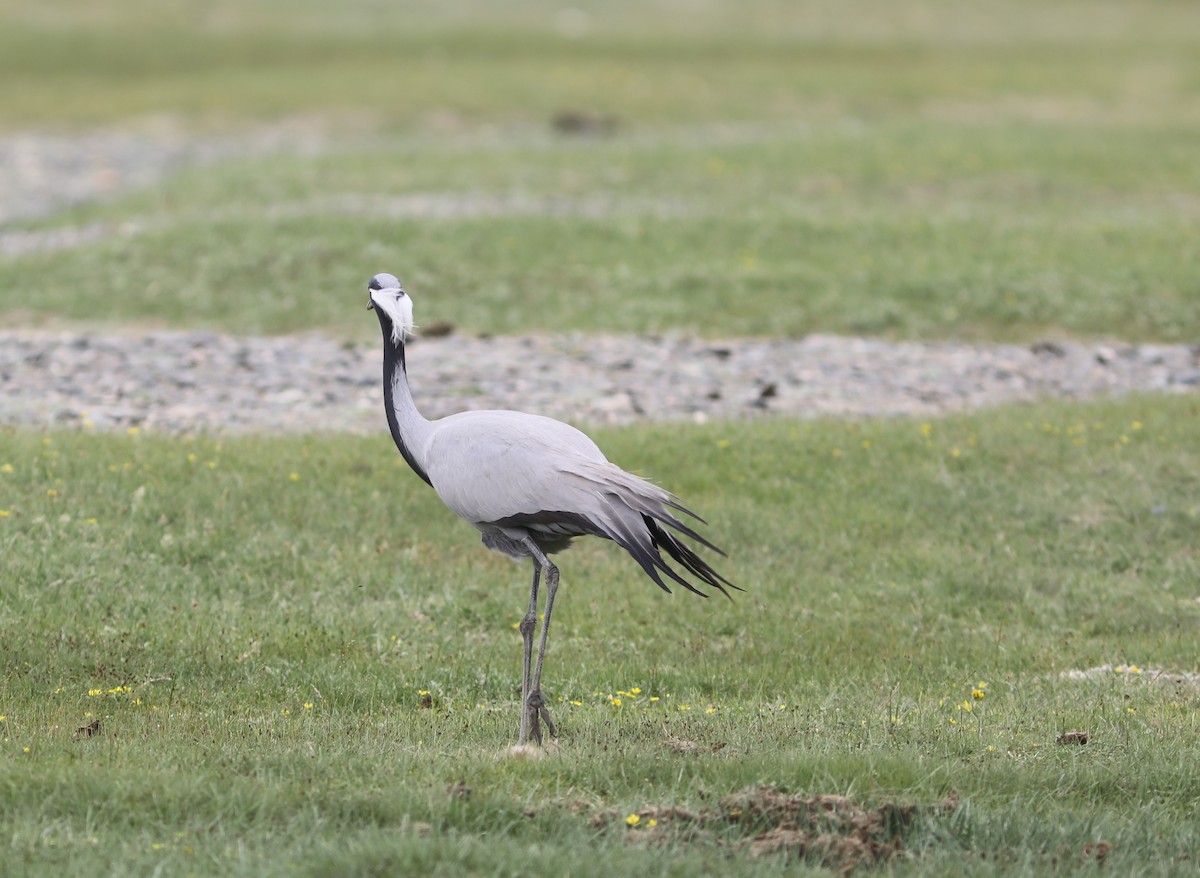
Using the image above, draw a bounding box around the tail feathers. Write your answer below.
[594,492,738,600]
[641,505,727,558]
[565,460,737,599]
[644,515,740,599]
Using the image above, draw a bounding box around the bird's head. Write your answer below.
[367,272,414,345]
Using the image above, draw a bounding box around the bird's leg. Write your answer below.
[521,538,559,744]
[517,561,541,747]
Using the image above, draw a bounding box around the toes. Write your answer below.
[538,705,558,738]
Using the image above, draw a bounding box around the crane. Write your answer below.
[366,272,737,747]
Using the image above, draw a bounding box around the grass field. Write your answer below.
[2,0,1199,341]
[3,397,1199,875]
[3,1,1200,875]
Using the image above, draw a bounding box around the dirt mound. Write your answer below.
[593,786,956,874]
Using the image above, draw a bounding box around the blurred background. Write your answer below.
[1,0,1198,342]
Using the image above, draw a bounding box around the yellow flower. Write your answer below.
[46,489,60,497]
[127,426,139,436]
[281,709,290,716]
[647,818,658,827]
[971,688,986,700]
[625,813,640,826]
[919,423,933,438]
[649,696,660,703]
[706,707,717,714]
[303,702,313,710]
[630,687,641,695]
[0,463,13,473]
[289,472,300,482]
[610,697,622,707]
[569,700,582,706]
[951,448,961,458]
[1131,421,1143,431]
[717,439,731,449]
[0,510,9,518]
[0,715,6,722]
[418,689,430,696]
[187,453,198,463]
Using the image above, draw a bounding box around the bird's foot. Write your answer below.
[523,689,558,746]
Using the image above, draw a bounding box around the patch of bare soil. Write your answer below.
[1056,730,1090,745]
[590,786,957,874]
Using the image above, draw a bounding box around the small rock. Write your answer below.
[1031,341,1067,358]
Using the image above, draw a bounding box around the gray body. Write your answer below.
[426,409,609,555]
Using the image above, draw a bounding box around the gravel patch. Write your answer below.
[0,127,685,257]
[0,124,335,228]
[1,329,1197,434]
[0,193,688,257]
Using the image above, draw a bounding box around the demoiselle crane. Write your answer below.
[366,272,737,747]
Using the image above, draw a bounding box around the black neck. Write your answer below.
[377,313,432,487]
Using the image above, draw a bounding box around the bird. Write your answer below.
[366,272,737,747]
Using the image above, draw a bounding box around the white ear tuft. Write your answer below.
[370,290,415,345]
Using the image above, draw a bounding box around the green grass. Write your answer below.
[3,395,1200,875]
[2,0,1199,341]
[4,126,1199,342]
[2,0,1199,130]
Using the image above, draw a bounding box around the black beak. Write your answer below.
[366,298,375,310]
